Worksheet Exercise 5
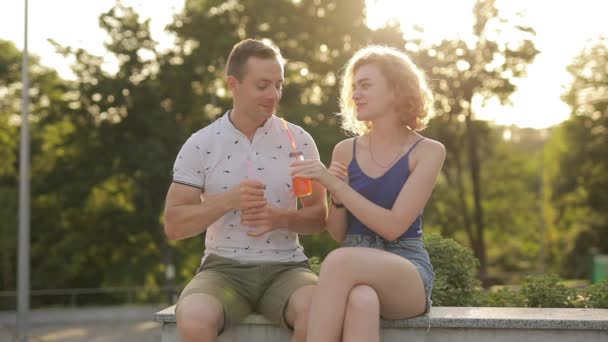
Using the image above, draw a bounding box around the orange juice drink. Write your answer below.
[290,151,312,197]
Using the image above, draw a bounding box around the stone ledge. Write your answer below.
[155,305,608,331]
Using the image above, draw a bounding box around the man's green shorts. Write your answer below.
[176,254,318,330]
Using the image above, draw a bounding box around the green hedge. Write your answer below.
[426,233,608,308]
[425,233,482,306]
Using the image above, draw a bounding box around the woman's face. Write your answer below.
[351,63,395,122]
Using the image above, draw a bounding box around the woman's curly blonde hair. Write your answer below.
[338,45,435,136]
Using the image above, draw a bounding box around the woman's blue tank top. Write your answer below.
[346,137,426,239]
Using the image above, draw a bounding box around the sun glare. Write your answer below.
[366,0,476,44]
[364,0,608,128]
[2,0,606,128]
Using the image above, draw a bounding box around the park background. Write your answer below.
[1,0,607,325]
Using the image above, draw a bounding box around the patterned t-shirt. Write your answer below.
[172,111,320,263]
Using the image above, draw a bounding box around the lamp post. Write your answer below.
[17,0,31,340]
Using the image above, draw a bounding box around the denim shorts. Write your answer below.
[342,234,434,314]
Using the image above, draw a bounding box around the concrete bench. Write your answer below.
[155,305,608,341]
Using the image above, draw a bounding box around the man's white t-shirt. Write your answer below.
[172,111,320,263]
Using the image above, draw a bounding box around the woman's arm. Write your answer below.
[329,139,446,240]
[291,138,445,241]
[323,140,353,242]
[288,139,353,242]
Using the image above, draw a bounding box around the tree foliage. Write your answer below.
[543,38,608,278]
[0,1,603,309]
[410,0,539,281]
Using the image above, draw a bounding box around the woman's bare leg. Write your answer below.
[306,247,426,342]
[342,285,380,342]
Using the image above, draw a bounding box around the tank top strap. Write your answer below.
[404,137,426,157]
[352,137,358,156]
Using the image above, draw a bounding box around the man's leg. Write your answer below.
[284,285,316,342]
[176,293,224,342]
[257,261,318,342]
[175,255,254,342]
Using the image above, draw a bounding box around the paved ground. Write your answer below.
[0,321,161,341]
[0,305,163,341]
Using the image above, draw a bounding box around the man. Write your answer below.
[164,39,327,342]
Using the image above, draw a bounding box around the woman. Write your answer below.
[290,45,445,342]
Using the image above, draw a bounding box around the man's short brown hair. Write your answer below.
[226,39,284,80]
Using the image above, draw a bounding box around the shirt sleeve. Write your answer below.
[172,135,205,190]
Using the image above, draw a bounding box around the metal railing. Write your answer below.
[0,286,180,309]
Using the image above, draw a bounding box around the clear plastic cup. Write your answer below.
[290,151,312,197]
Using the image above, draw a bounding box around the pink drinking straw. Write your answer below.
[280,117,298,151]
[244,158,254,179]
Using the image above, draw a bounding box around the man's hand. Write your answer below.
[236,179,278,236]
[230,179,266,211]
[243,204,285,237]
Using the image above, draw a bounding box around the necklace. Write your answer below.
[368,134,407,169]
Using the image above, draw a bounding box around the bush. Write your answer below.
[478,288,526,307]
[481,276,608,309]
[425,233,482,306]
[582,280,608,308]
[520,274,578,308]
[308,256,321,275]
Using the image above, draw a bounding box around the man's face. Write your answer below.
[230,57,284,122]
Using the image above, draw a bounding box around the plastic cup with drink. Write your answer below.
[280,118,312,198]
[289,150,312,197]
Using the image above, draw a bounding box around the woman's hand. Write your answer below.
[328,160,348,182]
[290,160,348,193]
[290,159,332,185]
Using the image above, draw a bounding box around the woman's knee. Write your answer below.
[319,248,357,276]
[346,285,379,312]
[176,293,224,333]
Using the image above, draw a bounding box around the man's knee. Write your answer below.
[285,285,315,334]
[176,293,224,335]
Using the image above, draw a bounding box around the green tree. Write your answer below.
[0,40,21,293]
[543,38,608,278]
[0,38,72,298]
[426,123,547,283]
[31,5,178,298]
[482,127,546,279]
[412,0,539,281]
[0,0,550,303]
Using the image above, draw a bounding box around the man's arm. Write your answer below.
[286,127,328,234]
[245,179,328,237]
[164,181,266,240]
[244,127,328,236]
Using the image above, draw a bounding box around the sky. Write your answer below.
[1,0,607,129]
